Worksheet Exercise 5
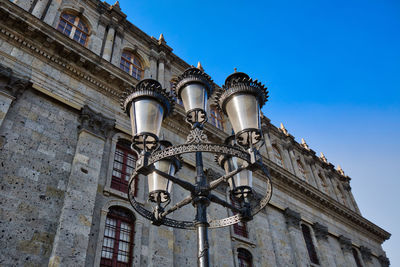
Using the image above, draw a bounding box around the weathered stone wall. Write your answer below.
[0,0,391,266]
[0,90,79,266]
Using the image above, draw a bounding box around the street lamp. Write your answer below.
[122,66,272,267]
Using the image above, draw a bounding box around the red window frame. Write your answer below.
[209,107,224,130]
[111,143,137,195]
[237,248,252,267]
[100,208,135,267]
[231,196,249,238]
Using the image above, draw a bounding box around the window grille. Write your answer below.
[237,248,252,267]
[120,51,143,80]
[111,142,137,194]
[57,13,89,46]
[231,196,248,238]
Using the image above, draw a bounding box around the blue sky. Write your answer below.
[107,0,400,264]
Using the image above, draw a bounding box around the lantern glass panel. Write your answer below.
[180,83,207,112]
[147,159,175,202]
[225,94,260,134]
[224,157,253,190]
[129,98,164,137]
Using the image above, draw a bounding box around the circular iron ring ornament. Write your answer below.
[127,142,273,230]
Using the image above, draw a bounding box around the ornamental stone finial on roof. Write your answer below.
[320,152,328,163]
[301,138,310,150]
[337,165,345,176]
[280,123,289,136]
[158,33,166,44]
[197,61,204,71]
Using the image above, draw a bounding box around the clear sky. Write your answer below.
[107,0,400,264]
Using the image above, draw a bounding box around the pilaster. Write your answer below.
[102,25,116,62]
[360,246,373,267]
[49,105,115,267]
[158,52,166,87]
[149,50,158,79]
[312,222,335,267]
[31,0,48,19]
[338,235,357,266]
[284,208,309,266]
[43,0,62,26]
[111,30,124,66]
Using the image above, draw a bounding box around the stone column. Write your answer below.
[132,220,144,266]
[12,0,32,11]
[0,66,30,128]
[281,143,295,173]
[378,255,390,267]
[92,18,107,56]
[111,31,124,66]
[326,174,340,202]
[284,208,309,267]
[304,157,318,187]
[312,222,336,267]
[288,150,301,178]
[164,62,172,90]
[157,53,166,87]
[310,164,324,192]
[360,246,373,267]
[43,0,63,26]
[262,130,275,160]
[48,105,115,267]
[31,0,48,18]
[338,235,357,266]
[102,25,116,62]
[149,50,158,79]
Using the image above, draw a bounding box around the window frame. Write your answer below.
[110,142,137,195]
[209,106,224,130]
[100,207,135,267]
[120,51,144,80]
[272,144,284,167]
[57,12,89,46]
[230,196,249,238]
[237,248,253,267]
[301,223,320,265]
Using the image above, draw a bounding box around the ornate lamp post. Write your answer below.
[121,67,272,267]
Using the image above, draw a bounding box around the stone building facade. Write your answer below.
[0,0,391,266]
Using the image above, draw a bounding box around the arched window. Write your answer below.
[209,106,224,130]
[101,206,135,267]
[111,140,137,194]
[120,51,143,80]
[301,224,319,265]
[272,144,284,167]
[352,248,363,267]
[297,160,307,180]
[230,196,248,238]
[57,13,89,45]
[237,248,252,267]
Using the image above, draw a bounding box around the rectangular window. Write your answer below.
[111,144,137,194]
[231,196,249,238]
[209,107,224,130]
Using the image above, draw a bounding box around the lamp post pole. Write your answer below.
[122,66,272,267]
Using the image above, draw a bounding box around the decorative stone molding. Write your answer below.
[284,208,301,229]
[0,64,30,98]
[359,246,372,262]
[342,183,351,191]
[378,255,390,267]
[312,222,329,240]
[338,235,352,253]
[78,105,115,139]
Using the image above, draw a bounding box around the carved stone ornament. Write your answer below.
[312,222,329,240]
[78,105,115,139]
[338,235,352,253]
[359,246,372,262]
[284,208,301,229]
[378,255,390,267]
[0,64,30,98]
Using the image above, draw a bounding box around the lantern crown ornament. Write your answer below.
[121,79,175,151]
[214,71,269,147]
